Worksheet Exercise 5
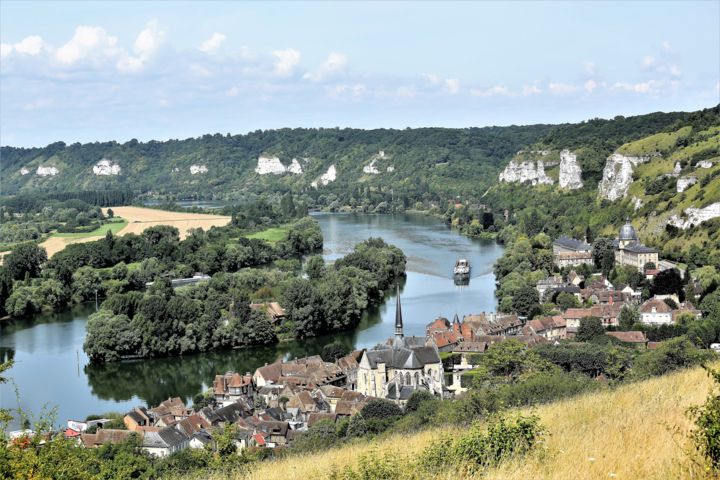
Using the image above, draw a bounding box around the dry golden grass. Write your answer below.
[110,206,230,240]
[204,365,716,480]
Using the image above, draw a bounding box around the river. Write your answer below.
[0,213,503,429]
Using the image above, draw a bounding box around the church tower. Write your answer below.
[393,286,405,348]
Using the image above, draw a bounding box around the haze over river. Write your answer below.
[0,213,503,429]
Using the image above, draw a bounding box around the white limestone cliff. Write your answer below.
[386,166,395,173]
[597,153,649,201]
[93,159,121,175]
[631,196,643,211]
[677,176,697,193]
[363,151,388,175]
[255,156,302,175]
[312,165,337,188]
[287,158,303,174]
[697,160,713,169]
[20,167,30,175]
[190,164,208,175]
[36,166,59,176]
[499,160,553,185]
[559,150,583,189]
[669,202,720,229]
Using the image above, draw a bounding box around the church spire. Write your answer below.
[393,285,404,348]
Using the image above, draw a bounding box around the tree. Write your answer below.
[72,266,103,303]
[592,238,615,276]
[5,285,40,317]
[652,268,684,300]
[359,398,403,420]
[321,341,350,362]
[107,208,114,218]
[555,292,579,310]
[576,316,605,342]
[404,390,436,413]
[4,242,47,280]
[305,255,326,280]
[701,291,720,321]
[618,305,640,329]
[511,284,540,318]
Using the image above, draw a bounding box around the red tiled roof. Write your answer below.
[606,331,647,343]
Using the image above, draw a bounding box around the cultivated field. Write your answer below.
[36,206,231,257]
[191,364,716,480]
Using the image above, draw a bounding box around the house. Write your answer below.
[567,270,584,287]
[429,329,462,352]
[640,298,674,325]
[464,312,524,335]
[249,302,286,324]
[253,356,346,390]
[199,400,250,426]
[124,407,151,431]
[141,427,190,457]
[553,236,593,268]
[307,412,338,427]
[257,421,290,447]
[673,302,702,322]
[606,331,648,346]
[563,304,622,333]
[336,350,363,390]
[614,221,659,272]
[536,276,565,300]
[525,315,567,340]
[314,385,345,413]
[80,429,138,448]
[175,414,211,438]
[213,372,253,404]
[189,430,213,450]
[356,292,444,403]
[149,397,191,422]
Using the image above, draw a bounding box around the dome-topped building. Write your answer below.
[615,218,658,272]
[619,221,638,244]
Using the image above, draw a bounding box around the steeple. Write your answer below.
[453,313,459,325]
[393,285,404,348]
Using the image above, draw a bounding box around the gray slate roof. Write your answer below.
[365,345,440,369]
[553,236,591,252]
[622,242,658,254]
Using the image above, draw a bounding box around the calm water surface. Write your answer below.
[0,213,502,429]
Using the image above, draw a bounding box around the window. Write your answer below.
[405,372,411,385]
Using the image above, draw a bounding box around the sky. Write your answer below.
[1,1,718,147]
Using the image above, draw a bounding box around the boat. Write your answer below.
[453,258,471,277]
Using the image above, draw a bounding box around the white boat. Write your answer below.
[453,258,471,276]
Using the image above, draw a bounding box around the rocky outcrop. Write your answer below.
[93,159,121,175]
[363,151,387,175]
[697,160,714,169]
[36,166,59,176]
[631,196,643,211]
[669,203,720,229]
[287,159,303,175]
[499,160,553,185]
[20,167,30,175]
[597,153,649,201]
[190,164,208,175]
[677,176,697,193]
[255,156,302,175]
[559,150,583,189]
[312,165,337,188]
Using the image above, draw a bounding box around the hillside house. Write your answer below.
[639,298,674,325]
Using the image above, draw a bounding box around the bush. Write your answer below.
[689,367,720,472]
[632,337,713,379]
[404,390,436,413]
[422,413,545,473]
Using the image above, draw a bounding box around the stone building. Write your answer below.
[614,221,659,272]
[552,236,594,268]
[356,291,444,403]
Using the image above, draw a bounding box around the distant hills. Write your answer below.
[1,106,717,206]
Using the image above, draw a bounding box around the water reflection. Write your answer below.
[0,213,503,428]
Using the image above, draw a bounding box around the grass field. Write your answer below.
[188,364,717,480]
[35,206,231,257]
[244,226,289,244]
[52,219,128,238]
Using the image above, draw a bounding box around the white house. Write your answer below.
[639,298,673,325]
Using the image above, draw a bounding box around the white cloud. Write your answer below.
[304,52,348,81]
[226,85,240,97]
[584,61,596,75]
[548,82,579,95]
[23,98,53,111]
[612,80,662,94]
[661,40,673,52]
[396,85,417,98]
[14,35,46,55]
[670,65,682,77]
[327,83,366,99]
[584,79,598,94]
[54,25,118,65]
[272,48,301,76]
[423,73,460,94]
[116,55,143,73]
[521,84,542,96]
[134,20,164,59]
[642,55,656,68]
[470,85,510,97]
[198,33,226,54]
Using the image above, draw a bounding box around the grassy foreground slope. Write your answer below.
[206,365,715,480]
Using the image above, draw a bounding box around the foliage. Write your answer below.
[689,366,720,473]
[631,337,713,379]
[320,342,350,362]
[576,316,605,342]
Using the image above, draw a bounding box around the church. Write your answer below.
[615,220,659,272]
[356,290,444,403]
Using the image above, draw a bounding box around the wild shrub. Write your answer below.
[688,366,720,472]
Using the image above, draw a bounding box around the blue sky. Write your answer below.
[1,1,718,147]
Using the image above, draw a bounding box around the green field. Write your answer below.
[52,219,128,238]
[243,226,288,244]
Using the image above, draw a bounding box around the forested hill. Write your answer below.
[1,107,713,202]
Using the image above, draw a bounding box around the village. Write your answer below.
[39,223,707,458]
